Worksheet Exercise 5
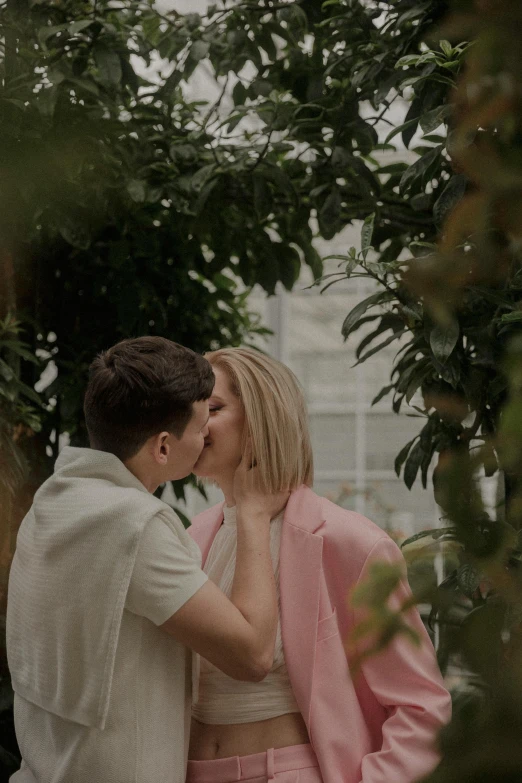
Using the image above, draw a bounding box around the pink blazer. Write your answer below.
[189,485,451,783]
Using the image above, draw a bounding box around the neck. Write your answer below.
[216,472,235,507]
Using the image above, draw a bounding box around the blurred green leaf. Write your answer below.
[93,45,122,86]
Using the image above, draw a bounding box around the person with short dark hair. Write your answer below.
[7,336,285,783]
[84,336,215,462]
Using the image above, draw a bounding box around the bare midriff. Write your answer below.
[189,712,310,760]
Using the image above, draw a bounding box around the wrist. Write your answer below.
[236,508,270,525]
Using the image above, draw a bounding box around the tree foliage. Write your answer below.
[145,0,478,494]
[0,0,322,485]
[171,2,522,777]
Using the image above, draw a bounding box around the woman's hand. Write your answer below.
[233,444,290,523]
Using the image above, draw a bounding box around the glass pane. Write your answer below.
[288,293,359,356]
[311,479,364,516]
[366,413,424,472]
[310,413,357,471]
[363,478,438,531]
[303,354,357,405]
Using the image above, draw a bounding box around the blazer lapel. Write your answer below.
[280,487,325,728]
[189,503,224,566]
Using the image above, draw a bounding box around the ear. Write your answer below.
[151,431,170,465]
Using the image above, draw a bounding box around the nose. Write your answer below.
[202,422,210,438]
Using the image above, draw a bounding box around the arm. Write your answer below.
[353,537,451,783]
[161,453,287,681]
[161,509,277,682]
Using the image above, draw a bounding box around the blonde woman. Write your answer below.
[188,347,451,783]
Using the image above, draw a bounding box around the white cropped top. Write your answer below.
[192,505,300,725]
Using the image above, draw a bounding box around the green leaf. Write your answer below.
[301,241,323,279]
[127,179,146,202]
[341,290,396,340]
[377,162,409,175]
[403,441,424,490]
[430,320,460,363]
[433,174,467,225]
[38,24,66,44]
[401,96,423,149]
[400,146,441,193]
[361,213,375,259]
[253,175,273,220]
[0,341,39,364]
[38,85,59,118]
[68,77,100,97]
[319,187,342,240]
[457,562,480,598]
[372,384,395,406]
[384,117,419,145]
[259,30,277,61]
[355,314,402,358]
[191,164,217,192]
[319,265,355,294]
[94,45,122,86]
[410,193,432,212]
[0,359,14,382]
[401,526,457,549]
[500,312,522,323]
[56,214,91,250]
[222,109,249,133]
[232,81,247,106]
[395,437,417,477]
[374,72,401,105]
[189,40,210,62]
[69,20,93,36]
[405,364,432,403]
[169,143,198,163]
[331,146,352,174]
[354,328,406,366]
[409,241,437,257]
[47,66,67,85]
[439,40,453,57]
[142,14,162,44]
[438,360,461,388]
[276,245,301,291]
[252,79,273,98]
[173,506,191,529]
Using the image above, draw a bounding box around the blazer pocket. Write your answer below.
[316,608,338,641]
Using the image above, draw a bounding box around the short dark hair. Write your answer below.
[84,337,214,461]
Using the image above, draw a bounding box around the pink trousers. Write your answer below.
[186,743,322,783]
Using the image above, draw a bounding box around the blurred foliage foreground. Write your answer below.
[349,2,522,782]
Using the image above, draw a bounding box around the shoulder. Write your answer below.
[134,507,203,570]
[289,487,401,579]
[320,495,390,548]
[37,473,170,530]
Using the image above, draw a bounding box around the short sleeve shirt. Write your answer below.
[126,511,208,623]
[11,511,208,783]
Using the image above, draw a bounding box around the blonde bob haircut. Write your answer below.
[205,346,313,494]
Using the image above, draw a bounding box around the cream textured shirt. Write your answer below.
[192,505,300,724]
[7,447,207,783]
